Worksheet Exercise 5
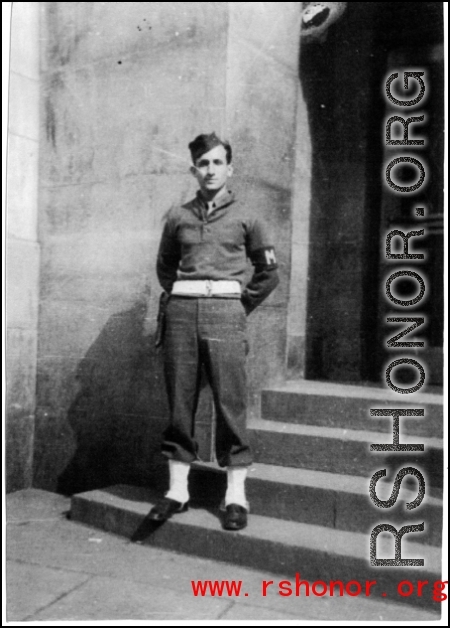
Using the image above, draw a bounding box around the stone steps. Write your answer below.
[261,381,443,438]
[70,484,442,611]
[188,462,442,547]
[70,379,444,613]
[247,419,443,489]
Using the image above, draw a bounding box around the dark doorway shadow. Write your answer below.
[57,298,169,496]
[299,2,444,384]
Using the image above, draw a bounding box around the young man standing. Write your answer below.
[150,132,279,530]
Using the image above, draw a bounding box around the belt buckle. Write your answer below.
[205,280,213,297]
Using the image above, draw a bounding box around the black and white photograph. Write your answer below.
[4,1,447,623]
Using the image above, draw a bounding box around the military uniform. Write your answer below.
[157,188,279,467]
[149,133,279,530]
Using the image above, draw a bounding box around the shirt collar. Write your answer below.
[196,188,235,214]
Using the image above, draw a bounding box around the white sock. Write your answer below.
[165,460,190,504]
[225,466,248,509]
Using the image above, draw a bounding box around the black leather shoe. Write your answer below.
[223,504,248,531]
[148,497,188,522]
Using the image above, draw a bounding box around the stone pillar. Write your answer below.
[34,2,302,491]
[34,1,231,491]
[226,2,303,409]
[6,3,41,491]
[286,84,312,378]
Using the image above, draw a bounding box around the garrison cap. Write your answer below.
[188,132,232,164]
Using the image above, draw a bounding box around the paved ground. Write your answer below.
[4,489,444,622]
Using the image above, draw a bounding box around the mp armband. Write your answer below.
[250,246,278,270]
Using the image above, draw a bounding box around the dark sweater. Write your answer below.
[156,189,279,314]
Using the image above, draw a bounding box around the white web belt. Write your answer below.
[171,280,241,297]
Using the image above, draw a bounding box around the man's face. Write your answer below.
[191,144,233,194]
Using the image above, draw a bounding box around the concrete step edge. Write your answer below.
[70,485,442,610]
[248,418,443,449]
[191,461,443,506]
[263,381,444,405]
[189,462,442,547]
[70,485,441,569]
[260,412,443,439]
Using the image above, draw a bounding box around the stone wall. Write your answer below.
[6,3,42,492]
[33,2,302,492]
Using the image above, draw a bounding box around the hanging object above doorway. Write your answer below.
[301,2,347,43]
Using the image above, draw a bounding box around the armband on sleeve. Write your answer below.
[249,246,278,270]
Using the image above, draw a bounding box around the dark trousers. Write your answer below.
[162,296,252,467]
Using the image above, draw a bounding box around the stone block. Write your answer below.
[32,409,77,493]
[33,396,168,494]
[226,54,298,189]
[89,53,227,180]
[6,238,40,329]
[36,297,168,412]
[41,48,228,187]
[10,2,40,80]
[228,3,302,73]
[190,462,336,529]
[36,297,117,359]
[34,299,170,491]
[292,86,312,203]
[40,67,98,187]
[40,174,192,237]
[39,233,157,301]
[261,382,443,438]
[7,135,39,240]
[8,72,40,141]
[249,418,443,478]
[246,307,287,415]
[35,356,82,421]
[39,262,157,315]
[43,2,229,70]
[286,334,305,378]
[6,328,38,415]
[287,241,310,336]
[5,413,34,492]
[334,485,442,547]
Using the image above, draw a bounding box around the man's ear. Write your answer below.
[227,163,234,177]
[190,165,198,178]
